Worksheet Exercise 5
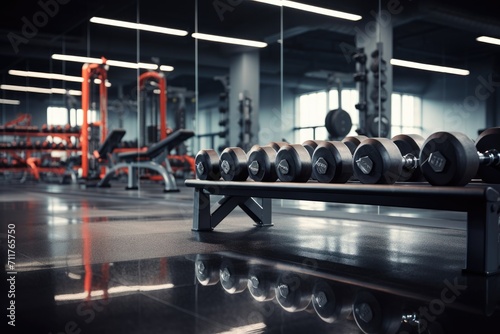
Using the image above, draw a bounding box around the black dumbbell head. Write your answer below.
[475,127,500,184]
[342,135,369,155]
[219,147,248,181]
[312,141,353,183]
[247,146,278,182]
[275,144,312,182]
[195,149,220,180]
[419,132,479,186]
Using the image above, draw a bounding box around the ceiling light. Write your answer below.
[251,0,361,21]
[0,98,20,105]
[90,17,188,36]
[476,36,500,46]
[52,54,174,72]
[1,84,82,96]
[192,33,267,48]
[390,59,469,76]
[9,70,111,87]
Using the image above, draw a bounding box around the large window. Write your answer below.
[47,107,97,126]
[295,91,422,143]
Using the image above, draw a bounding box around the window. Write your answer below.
[295,90,422,142]
[47,107,97,126]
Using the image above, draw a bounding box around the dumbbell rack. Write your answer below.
[185,179,500,276]
[0,128,81,182]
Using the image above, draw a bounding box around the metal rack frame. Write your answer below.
[185,180,500,276]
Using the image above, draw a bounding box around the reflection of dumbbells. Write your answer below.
[194,254,221,286]
[275,271,312,312]
[311,136,368,183]
[247,265,277,302]
[219,258,248,294]
[352,134,425,184]
[247,141,288,182]
[352,290,443,334]
[312,279,353,324]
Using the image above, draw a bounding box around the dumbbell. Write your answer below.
[312,279,353,324]
[34,140,42,149]
[55,125,63,133]
[246,141,288,182]
[275,140,324,182]
[247,265,277,302]
[419,128,500,186]
[352,134,425,184]
[275,271,312,312]
[310,136,368,183]
[219,258,248,294]
[194,254,221,286]
[352,290,403,334]
[63,124,71,133]
[195,149,221,180]
[41,124,48,132]
[48,125,55,133]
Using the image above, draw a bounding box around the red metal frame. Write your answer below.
[81,58,108,179]
[139,71,167,141]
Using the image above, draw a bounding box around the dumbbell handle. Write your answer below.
[401,154,419,171]
[478,149,500,167]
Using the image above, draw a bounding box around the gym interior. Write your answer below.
[1,0,499,333]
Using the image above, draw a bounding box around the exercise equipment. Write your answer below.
[352,134,425,184]
[312,279,352,324]
[311,141,354,183]
[247,266,276,302]
[325,109,352,139]
[247,141,287,182]
[97,129,194,191]
[342,135,369,155]
[275,271,312,312]
[352,290,402,334]
[420,129,500,186]
[195,149,221,181]
[275,144,312,182]
[194,254,220,286]
[219,147,248,181]
[219,258,248,294]
[366,114,390,138]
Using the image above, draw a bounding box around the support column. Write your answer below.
[355,6,393,138]
[229,50,260,149]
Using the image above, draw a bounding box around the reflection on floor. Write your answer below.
[0,181,499,333]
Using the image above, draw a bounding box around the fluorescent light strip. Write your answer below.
[9,70,111,87]
[390,59,469,76]
[476,36,500,46]
[251,0,361,21]
[52,54,174,72]
[0,98,20,105]
[0,84,82,96]
[90,17,188,36]
[192,33,267,48]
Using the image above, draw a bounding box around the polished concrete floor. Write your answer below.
[0,177,499,333]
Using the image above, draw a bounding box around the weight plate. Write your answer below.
[247,146,278,182]
[195,149,220,180]
[302,140,324,157]
[352,290,401,334]
[219,147,248,181]
[275,272,311,313]
[312,141,353,183]
[325,109,352,138]
[267,141,288,152]
[219,259,248,294]
[312,279,352,324]
[247,266,276,302]
[475,127,500,184]
[366,114,390,138]
[194,255,220,286]
[352,138,402,184]
[275,144,312,182]
[392,134,425,182]
[342,135,369,155]
[419,132,479,186]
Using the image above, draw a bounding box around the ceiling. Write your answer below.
[1,0,500,104]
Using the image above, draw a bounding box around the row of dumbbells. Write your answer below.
[0,125,39,133]
[41,124,81,134]
[195,127,500,186]
[0,158,28,168]
[2,140,81,150]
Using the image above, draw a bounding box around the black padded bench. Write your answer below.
[185,179,500,276]
[93,128,126,160]
[98,129,194,192]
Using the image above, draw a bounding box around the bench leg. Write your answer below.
[240,198,273,227]
[126,165,139,190]
[465,203,500,275]
[192,188,212,231]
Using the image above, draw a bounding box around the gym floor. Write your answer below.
[1,178,499,333]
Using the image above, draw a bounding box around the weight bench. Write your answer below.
[93,128,127,163]
[98,129,194,192]
[185,180,500,276]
